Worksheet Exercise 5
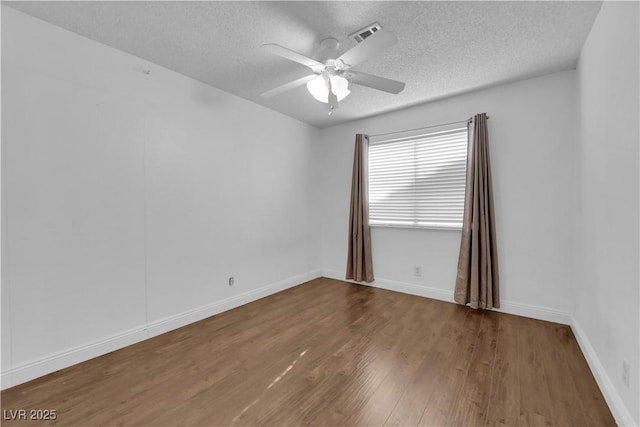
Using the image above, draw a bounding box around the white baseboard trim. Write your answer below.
[321,269,570,325]
[493,299,571,325]
[1,269,321,390]
[570,317,637,427]
[321,269,455,303]
[2,326,149,390]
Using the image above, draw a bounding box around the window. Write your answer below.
[368,124,468,230]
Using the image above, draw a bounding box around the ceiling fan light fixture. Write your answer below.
[306,75,350,103]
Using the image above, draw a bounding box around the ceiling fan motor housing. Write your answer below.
[319,37,340,52]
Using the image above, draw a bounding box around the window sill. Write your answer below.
[369,223,462,232]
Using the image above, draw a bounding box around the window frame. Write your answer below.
[367,123,469,231]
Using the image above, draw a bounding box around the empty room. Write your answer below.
[1,1,638,426]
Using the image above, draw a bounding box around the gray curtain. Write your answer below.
[346,134,374,283]
[454,113,500,309]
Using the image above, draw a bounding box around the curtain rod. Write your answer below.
[367,115,490,138]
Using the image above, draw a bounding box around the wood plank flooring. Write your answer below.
[1,277,615,426]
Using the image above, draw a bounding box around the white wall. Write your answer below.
[319,70,578,322]
[1,6,321,387]
[1,81,11,379]
[575,1,639,425]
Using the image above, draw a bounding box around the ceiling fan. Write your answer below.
[260,27,405,115]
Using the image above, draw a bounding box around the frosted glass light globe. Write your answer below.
[306,75,350,103]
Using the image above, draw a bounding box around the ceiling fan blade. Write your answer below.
[337,30,397,67]
[349,71,405,94]
[260,74,318,98]
[261,44,324,71]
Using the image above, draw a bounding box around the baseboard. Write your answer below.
[1,269,322,390]
[1,326,149,390]
[570,317,637,427]
[322,269,456,303]
[143,269,321,339]
[321,269,571,325]
[493,299,571,325]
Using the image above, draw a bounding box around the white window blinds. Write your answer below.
[368,125,468,229]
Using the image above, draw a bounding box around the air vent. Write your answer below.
[348,22,382,44]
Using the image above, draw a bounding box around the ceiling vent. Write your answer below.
[348,22,382,44]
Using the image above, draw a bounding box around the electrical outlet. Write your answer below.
[622,360,630,387]
[228,276,235,287]
[413,266,422,277]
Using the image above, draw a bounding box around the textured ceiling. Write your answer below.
[4,1,602,128]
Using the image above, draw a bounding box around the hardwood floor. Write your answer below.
[1,277,615,426]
